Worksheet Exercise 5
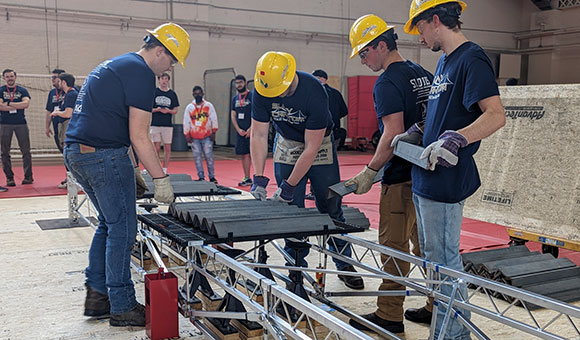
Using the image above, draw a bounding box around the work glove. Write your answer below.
[153,175,175,203]
[250,175,269,201]
[270,180,295,203]
[420,130,468,171]
[134,167,149,199]
[390,123,424,147]
[344,165,378,194]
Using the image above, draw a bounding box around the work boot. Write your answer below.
[21,177,34,184]
[84,284,110,317]
[0,186,7,192]
[349,312,404,333]
[110,303,146,327]
[338,265,364,290]
[209,177,218,184]
[6,178,15,187]
[404,307,432,325]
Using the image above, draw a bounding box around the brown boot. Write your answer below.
[84,284,110,317]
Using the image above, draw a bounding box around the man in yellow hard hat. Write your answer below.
[344,14,433,335]
[64,23,190,327]
[250,51,364,290]
[392,1,506,339]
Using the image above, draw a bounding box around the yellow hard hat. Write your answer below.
[349,14,395,59]
[404,0,467,35]
[254,51,297,98]
[147,23,191,67]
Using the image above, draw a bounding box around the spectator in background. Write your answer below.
[311,69,348,150]
[306,69,349,200]
[50,73,78,188]
[183,85,218,183]
[150,72,179,174]
[45,68,67,188]
[45,68,66,151]
[0,69,33,186]
[230,74,253,186]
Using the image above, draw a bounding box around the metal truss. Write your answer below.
[323,234,580,340]
[135,215,580,340]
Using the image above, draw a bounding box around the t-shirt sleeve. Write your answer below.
[64,91,78,109]
[251,90,271,123]
[463,53,500,112]
[305,82,330,130]
[171,91,179,108]
[45,90,52,111]
[374,80,404,119]
[231,96,236,111]
[121,62,155,112]
[20,87,31,99]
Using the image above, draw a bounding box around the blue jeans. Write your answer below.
[191,137,214,180]
[274,135,352,270]
[413,193,471,340]
[64,143,138,315]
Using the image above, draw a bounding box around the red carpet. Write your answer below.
[3,152,579,265]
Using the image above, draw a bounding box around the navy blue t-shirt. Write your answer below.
[324,84,348,131]
[412,42,500,203]
[0,85,30,125]
[66,52,156,148]
[151,88,179,127]
[46,88,67,124]
[59,88,79,114]
[374,60,433,185]
[231,91,252,130]
[252,71,333,142]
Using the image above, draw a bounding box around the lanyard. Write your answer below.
[7,86,16,102]
[55,89,63,102]
[238,91,248,107]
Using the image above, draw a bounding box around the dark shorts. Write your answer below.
[235,134,250,155]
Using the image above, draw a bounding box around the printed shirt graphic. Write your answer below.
[231,91,252,130]
[373,60,433,185]
[412,41,500,203]
[0,85,31,125]
[65,52,156,148]
[151,88,179,127]
[183,100,218,140]
[252,71,332,143]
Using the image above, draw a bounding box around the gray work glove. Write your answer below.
[270,180,294,202]
[250,175,269,201]
[391,123,424,147]
[134,167,149,199]
[344,165,378,194]
[420,130,468,171]
[153,175,174,203]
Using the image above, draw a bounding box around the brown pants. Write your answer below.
[376,181,432,322]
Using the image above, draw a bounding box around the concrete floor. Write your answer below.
[1,194,579,340]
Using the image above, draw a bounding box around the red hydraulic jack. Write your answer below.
[146,268,179,340]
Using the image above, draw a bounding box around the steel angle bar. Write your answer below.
[203,209,322,233]
[210,214,336,238]
[190,310,262,322]
[393,141,429,169]
[430,264,580,317]
[327,167,384,199]
[269,284,373,340]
